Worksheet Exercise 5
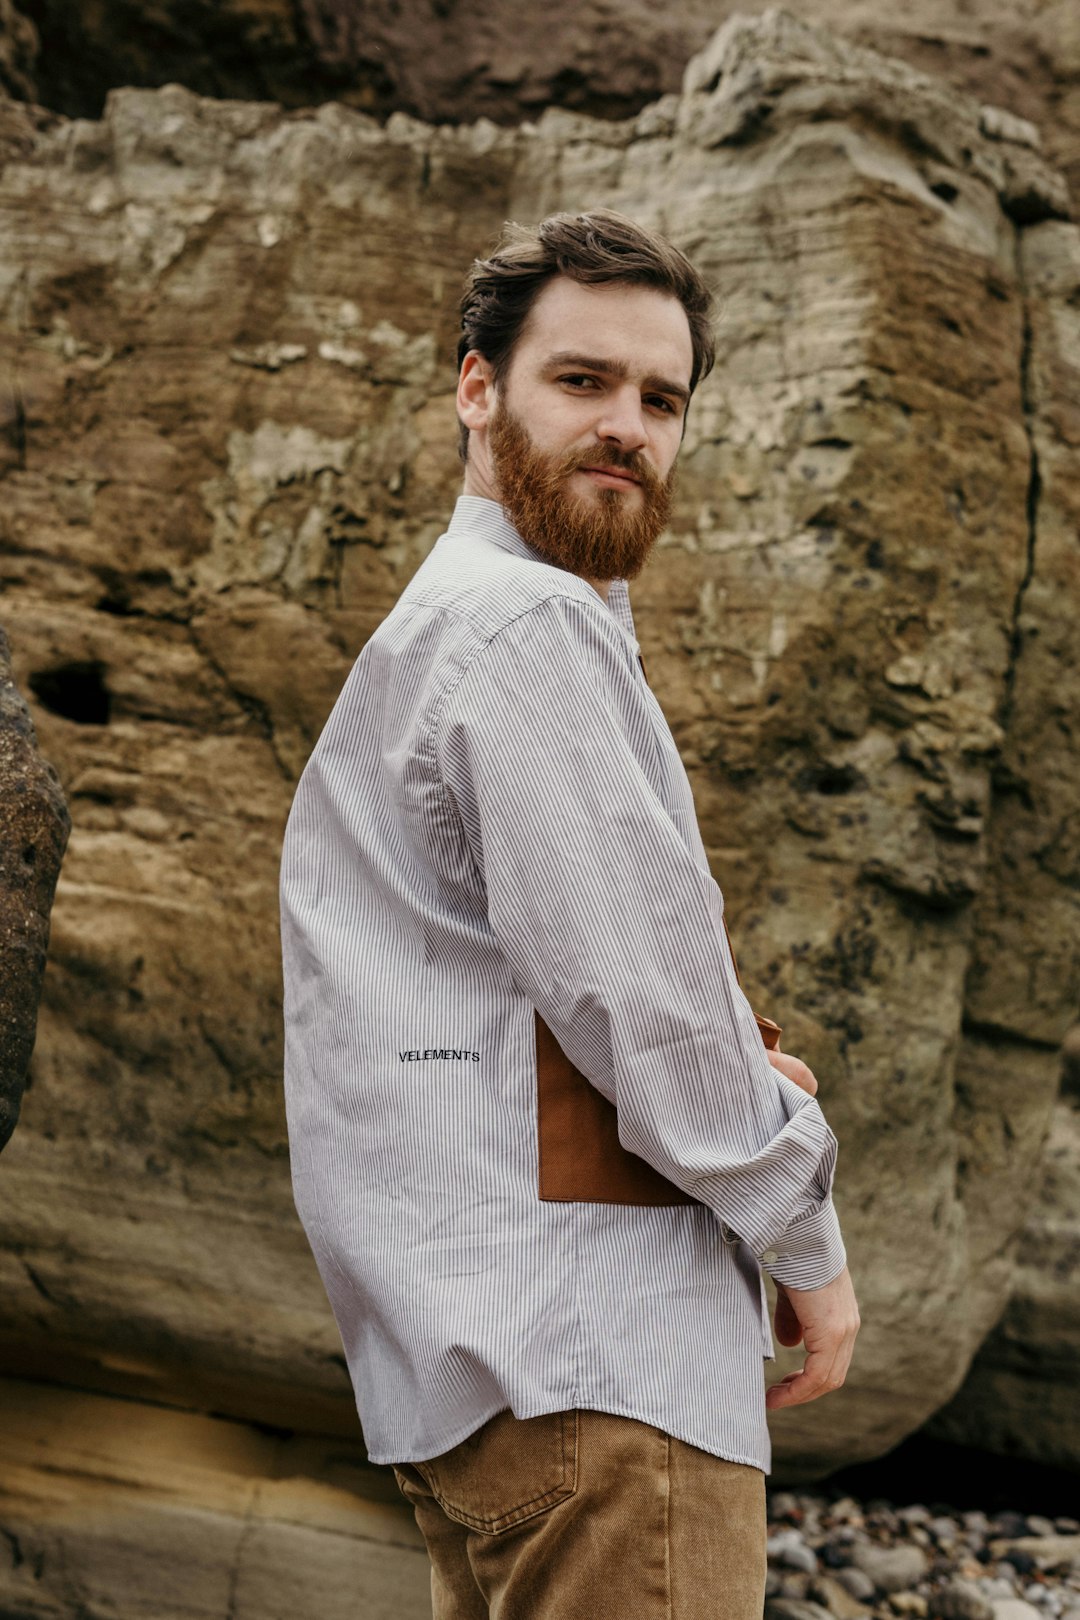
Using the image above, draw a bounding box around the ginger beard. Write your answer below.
[487,402,675,583]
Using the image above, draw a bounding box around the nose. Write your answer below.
[595,384,648,451]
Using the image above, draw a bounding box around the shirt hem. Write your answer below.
[372,1397,768,1473]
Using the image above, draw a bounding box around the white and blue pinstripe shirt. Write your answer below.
[280,495,846,1472]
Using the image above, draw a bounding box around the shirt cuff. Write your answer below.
[759,1198,847,1291]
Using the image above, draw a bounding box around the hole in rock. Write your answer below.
[796,762,866,797]
[29,661,112,725]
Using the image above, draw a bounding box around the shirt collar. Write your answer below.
[446,494,640,652]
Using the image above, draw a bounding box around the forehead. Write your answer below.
[511,275,694,386]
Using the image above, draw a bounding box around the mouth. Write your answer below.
[579,465,642,489]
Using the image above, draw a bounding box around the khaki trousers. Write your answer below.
[393,1407,767,1619]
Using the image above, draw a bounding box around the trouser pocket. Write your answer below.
[397,1409,578,1535]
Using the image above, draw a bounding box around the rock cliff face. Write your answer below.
[0,625,69,1149]
[927,1054,1080,1470]
[6,0,1080,203]
[0,10,1077,1500]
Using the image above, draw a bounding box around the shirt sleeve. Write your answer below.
[433,592,847,1291]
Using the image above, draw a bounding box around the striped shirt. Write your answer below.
[280,494,846,1472]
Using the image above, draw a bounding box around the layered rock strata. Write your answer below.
[928,1089,1080,1473]
[5,0,1079,206]
[0,1377,431,1620]
[0,12,1076,1488]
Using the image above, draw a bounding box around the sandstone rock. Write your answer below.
[922,206,1080,1474]
[0,12,1076,1482]
[0,0,36,102]
[7,0,1080,206]
[927,1092,1080,1469]
[0,1375,430,1620]
[0,625,69,1149]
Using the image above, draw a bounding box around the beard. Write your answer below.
[487,403,675,583]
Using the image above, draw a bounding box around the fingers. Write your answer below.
[765,1272,860,1411]
[765,1049,818,1096]
[765,1343,850,1411]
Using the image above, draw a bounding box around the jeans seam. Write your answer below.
[664,1429,672,1620]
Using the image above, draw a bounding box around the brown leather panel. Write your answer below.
[535,1013,696,1205]
[754,1014,782,1050]
[535,1007,784,1204]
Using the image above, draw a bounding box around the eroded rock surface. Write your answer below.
[0,13,1076,1478]
[0,0,37,103]
[0,626,69,1149]
[927,1086,1080,1472]
[0,1377,430,1620]
[7,0,1080,203]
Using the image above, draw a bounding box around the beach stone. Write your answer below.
[834,1569,877,1602]
[782,1573,814,1599]
[766,1603,834,1620]
[935,1580,995,1620]
[991,1543,1080,1575]
[812,1573,872,1619]
[851,1543,930,1593]
[992,1604,1043,1620]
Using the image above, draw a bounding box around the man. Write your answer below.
[280,209,859,1619]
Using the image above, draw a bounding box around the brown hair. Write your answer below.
[456,209,715,461]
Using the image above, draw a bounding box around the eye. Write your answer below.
[559,374,599,390]
[645,394,679,415]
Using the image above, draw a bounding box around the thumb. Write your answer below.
[773,1282,804,1347]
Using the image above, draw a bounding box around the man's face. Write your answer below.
[476,277,694,583]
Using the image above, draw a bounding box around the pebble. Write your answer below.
[764,1487,1076,1620]
[993,1539,1080,1573]
[769,1529,820,1573]
[811,1574,872,1619]
[765,1602,833,1620]
[935,1578,995,1620]
[834,1568,877,1602]
[889,1595,929,1615]
[851,1542,930,1593]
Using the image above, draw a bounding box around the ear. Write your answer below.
[457,350,496,438]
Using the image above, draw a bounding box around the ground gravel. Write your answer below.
[765,1491,1080,1620]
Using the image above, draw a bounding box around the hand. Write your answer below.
[766,1047,818,1096]
[765,1265,861,1412]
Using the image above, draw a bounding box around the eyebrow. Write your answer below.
[545,351,692,409]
